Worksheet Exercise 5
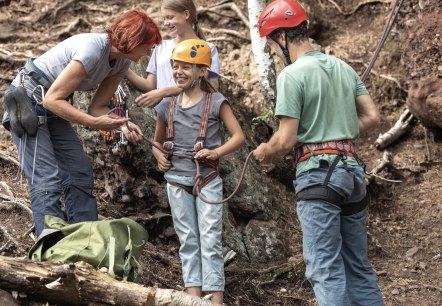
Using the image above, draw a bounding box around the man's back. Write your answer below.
[275,50,367,146]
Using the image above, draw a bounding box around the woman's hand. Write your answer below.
[194,148,220,160]
[90,115,130,131]
[121,122,144,142]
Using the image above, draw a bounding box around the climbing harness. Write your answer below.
[162,92,223,198]
[114,104,254,205]
[296,153,368,216]
[100,85,129,156]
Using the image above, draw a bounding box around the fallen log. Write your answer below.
[375,109,414,149]
[0,255,217,306]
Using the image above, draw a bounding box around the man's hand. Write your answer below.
[253,143,274,166]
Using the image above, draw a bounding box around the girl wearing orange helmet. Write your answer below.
[151,39,244,304]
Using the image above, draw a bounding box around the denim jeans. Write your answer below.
[11,115,98,236]
[165,173,224,291]
[294,164,384,306]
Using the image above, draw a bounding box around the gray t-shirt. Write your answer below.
[146,39,220,89]
[154,92,226,177]
[11,33,131,92]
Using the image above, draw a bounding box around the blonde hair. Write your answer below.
[161,0,206,39]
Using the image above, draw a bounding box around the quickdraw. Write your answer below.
[100,85,128,156]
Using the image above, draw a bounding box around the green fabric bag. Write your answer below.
[29,215,148,283]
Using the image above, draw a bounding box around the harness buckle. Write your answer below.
[163,141,174,151]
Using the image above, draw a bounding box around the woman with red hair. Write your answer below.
[2,9,161,236]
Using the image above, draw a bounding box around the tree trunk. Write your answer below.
[247,0,276,106]
[0,255,216,306]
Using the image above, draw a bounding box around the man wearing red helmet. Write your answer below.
[253,1,384,305]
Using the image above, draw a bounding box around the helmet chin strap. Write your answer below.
[190,64,200,88]
[271,31,292,66]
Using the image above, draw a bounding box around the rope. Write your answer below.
[360,0,405,82]
[107,108,253,205]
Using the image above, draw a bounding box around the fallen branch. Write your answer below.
[0,151,20,167]
[0,200,33,216]
[0,225,26,253]
[198,2,250,28]
[0,256,219,306]
[327,0,391,16]
[0,182,14,198]
[375,109,415,149]
[201,27,250,42]
[367,150,402,183]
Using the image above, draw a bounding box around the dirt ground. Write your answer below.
[0,0,441,305]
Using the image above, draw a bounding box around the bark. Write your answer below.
[0,255,216,306]
[247,0,276,104]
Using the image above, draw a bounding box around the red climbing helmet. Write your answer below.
[258,0,309,37]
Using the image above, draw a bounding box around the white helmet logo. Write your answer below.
[285,10,294,16]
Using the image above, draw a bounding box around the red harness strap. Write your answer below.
[287,140,357,170]
[162,93,213,152]
[297,140,356,162]
[168,171,219,195]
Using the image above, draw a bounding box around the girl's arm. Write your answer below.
[195,102,245,160]
[152,116,172,172]
[126,68,157,93]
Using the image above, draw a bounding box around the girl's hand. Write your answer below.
[121,122,144,142]
[135,90,163,107]
[194,149,220,161]
[157,154,172,172]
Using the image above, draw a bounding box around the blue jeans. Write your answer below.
[294,164,384,306]
[11,115,98,236]
[165,173,224,292]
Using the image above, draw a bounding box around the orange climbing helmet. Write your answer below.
[170,39,211,68]
[258,0,309,37]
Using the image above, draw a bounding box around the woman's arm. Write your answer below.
[195,102,245,160]
[43,60,129,130]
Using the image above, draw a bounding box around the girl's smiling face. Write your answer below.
[161,8,190,37]
[172,60,194,89]
[172,60,205,89]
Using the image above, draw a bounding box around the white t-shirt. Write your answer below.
[146,39,220,89]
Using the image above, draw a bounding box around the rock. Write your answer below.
[406,75,442,128]
[0,289,19,306]
[406,246,420,258]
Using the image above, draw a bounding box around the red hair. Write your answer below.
[106,10,162,53]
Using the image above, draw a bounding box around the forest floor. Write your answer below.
[0,0,441,305]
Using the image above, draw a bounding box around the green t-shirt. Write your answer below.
[274,50,368,175]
